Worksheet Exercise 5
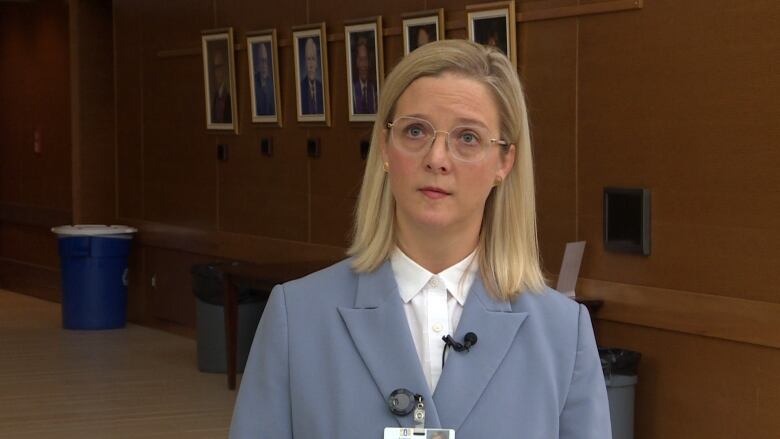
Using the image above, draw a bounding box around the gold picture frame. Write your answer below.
[292,23,330,125]
[466,1,517,68]
[402,9,445,56]
[246,29,282,126]
[344,16,384,122]
[202,28,239,133]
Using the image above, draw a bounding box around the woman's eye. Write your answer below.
[459,131,480,145]
[407,125,425,137]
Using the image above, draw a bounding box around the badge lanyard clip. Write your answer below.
[412,394,425,433]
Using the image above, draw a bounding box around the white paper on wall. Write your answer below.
[556,241,586,298]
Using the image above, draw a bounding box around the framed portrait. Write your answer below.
[344,17,383,122]
[246,29,282,125]
[202,28,239,133]
[402,9,444,55]
[466,1,517,68]
[292,23,330,125]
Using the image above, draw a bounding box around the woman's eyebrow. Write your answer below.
[397,113,429,120]
[397,114,490,129]
[451,117,489,129]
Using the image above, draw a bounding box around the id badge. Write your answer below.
[383,427,455,439]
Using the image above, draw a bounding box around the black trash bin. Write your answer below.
[192,262,269,373]
[599,348,641,439]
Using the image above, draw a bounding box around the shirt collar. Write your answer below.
[390,247,478,306]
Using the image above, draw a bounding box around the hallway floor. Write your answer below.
[0,289,238,438]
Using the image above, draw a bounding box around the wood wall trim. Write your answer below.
[0,258,61,303]
[578,278,780,349]
[0,203,72,228]
[518,0,642,23]
[155,0,641,58]
[122,219,346,264]
[0,257,58,273]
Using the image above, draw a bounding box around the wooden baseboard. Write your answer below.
[0,258,61,303]
[578,278,780,349]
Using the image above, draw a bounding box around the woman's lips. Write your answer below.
[419,187,451,199]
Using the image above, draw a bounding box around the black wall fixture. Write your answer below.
[603,187,651,256]
[261,137,273,156]
[307,138,321,158]
[217,144,229,161]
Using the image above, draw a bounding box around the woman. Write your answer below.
[230,40,610,438]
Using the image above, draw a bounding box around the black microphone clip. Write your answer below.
[463,332,478,351]
[441,332,478,369]
[442,332,478,352]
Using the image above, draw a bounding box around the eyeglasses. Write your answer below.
[386,116,508,163]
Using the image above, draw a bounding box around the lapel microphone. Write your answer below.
[441,332,478,368]
[442,332,478,352]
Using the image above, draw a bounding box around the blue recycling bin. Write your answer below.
[52,225,137,330]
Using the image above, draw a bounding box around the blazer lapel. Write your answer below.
[432,277,528,430]
[337,262,441,428]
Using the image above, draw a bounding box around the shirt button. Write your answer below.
[432,323,443,333]
[430,278,439,287]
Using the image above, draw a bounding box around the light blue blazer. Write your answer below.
[230,259,611,438]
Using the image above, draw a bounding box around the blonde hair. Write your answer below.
[348,40,545,300]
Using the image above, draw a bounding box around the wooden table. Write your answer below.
[216,261,336,390]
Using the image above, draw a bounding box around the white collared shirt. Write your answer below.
[390,248,478,392]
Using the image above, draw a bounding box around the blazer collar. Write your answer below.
[338,261,442,428]
[338,261,528,431]
[432,275,528,430]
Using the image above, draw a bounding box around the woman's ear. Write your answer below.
[497,144,516,180]
[379,130,390,164]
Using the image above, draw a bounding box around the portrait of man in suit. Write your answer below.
[350,35,377,115]
[472,16,509,57]
[345,22,383,122]
[402,12,443,56]
[408,24,437,53]
[298,37,324,115]
[208,43,232,124]
[202,29,237,132]
[251,41,275,117]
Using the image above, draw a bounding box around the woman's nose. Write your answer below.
[424,132,451,173]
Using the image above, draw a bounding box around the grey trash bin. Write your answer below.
[192,263,268,373]
[600,348,641,439]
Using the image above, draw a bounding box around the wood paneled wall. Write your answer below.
[2,0,778,437]
[0,0,71,301]
[575,0,780,303]
[70,0,116,224]
[597,320,780,437]
[521,1,779,437]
